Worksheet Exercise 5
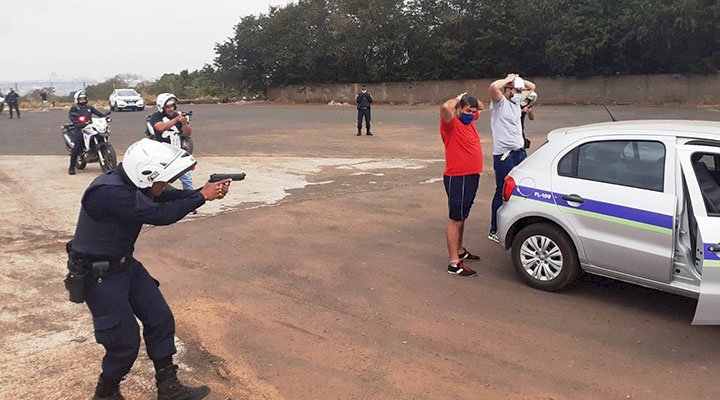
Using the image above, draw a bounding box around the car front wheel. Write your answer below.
[511,223,580,291]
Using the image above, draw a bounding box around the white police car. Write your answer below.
[496,120,720,324]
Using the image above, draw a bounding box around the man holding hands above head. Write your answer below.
[440,92,485,277]
[487,74,536,244]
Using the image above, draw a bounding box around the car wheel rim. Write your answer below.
[520,235,563,281]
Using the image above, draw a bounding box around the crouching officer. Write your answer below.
[68,90,107,175]
[64,138,231,400]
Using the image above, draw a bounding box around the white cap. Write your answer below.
[513,77,526,90]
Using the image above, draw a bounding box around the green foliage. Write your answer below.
[84,76,129,101]
[78,0,720,98]
[212,0,720,91]
[136,66,232,100]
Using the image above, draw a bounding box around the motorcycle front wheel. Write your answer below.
[98,143,117,172]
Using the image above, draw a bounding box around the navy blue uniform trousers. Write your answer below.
[70,129,84,169]
[84,258,175,380]
[357,108,371,132]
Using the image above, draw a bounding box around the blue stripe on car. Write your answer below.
[514,186,673,230]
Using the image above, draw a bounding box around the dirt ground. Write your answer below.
[1,103,720,399]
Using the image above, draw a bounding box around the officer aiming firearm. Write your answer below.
[64,139,239,400]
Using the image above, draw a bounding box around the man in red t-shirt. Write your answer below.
[440,92,485,276]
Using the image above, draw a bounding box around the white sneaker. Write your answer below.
[487,233,500,243]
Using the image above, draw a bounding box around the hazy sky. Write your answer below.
[0,0,291,82]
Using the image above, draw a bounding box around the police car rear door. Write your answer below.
[677,144,720,325]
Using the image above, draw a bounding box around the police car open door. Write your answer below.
[678,144,720,325]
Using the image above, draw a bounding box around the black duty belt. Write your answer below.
[71,255,131,282]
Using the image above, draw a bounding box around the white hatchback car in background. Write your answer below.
[496,120,720,324]
[109,88,144,111]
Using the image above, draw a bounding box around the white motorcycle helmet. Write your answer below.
[74,90,88,106]
[527,91,538,105]
[121,139,196,189]
[156,93,178,112]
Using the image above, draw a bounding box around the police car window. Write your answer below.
[558,148,578,176]
[691,152,720,216]
[559,140,665,192]
[697,154,716,171]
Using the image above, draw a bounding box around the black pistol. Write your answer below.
[209,173,246,183]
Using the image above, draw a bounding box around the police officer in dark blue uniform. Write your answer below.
[356,84,373,136]
[68,90,108,175]
[5,88,20,119]
[65,139,231,400]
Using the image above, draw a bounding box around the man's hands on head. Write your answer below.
[490,73,517,102]
[442,93,465,122]
[201,179,231,201]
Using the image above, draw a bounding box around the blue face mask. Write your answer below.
[459,112,474,125]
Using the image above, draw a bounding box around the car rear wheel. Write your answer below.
[511,223,579,291]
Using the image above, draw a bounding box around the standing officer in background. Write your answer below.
[520,91,537,150]
[68,90,107,175]
[356,84,373,136]
[65,138,232,400]
[5,88,20,119]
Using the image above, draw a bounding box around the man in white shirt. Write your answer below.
[488,73,536,243]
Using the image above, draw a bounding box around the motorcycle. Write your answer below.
[61,112,118,172]
[144,110,194,154]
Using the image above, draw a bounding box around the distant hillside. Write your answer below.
[0,80,99,96]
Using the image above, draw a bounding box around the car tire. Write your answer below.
[138,106,145,111]
[511,223,580,291]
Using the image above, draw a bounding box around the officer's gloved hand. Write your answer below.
[201,179,231,201]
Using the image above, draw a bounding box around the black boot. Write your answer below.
[68,167,76,175]
[91,375,125,400]
[366,131,373,136]
[356,129,361,136]
[156,364,210,400]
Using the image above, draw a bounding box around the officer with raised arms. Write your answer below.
[65,138,231,400]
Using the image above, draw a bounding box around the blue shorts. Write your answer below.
[444,174,480,221]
